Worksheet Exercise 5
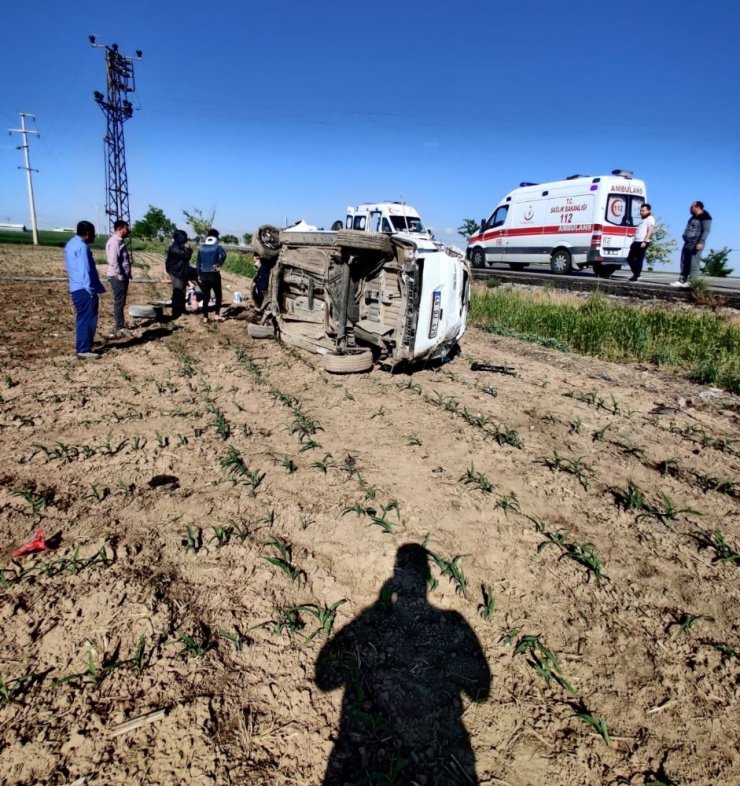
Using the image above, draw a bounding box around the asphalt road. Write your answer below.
[473,262,740,302]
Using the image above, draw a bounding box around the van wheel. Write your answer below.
[324,349,373,374]
[550,248,572,274]
[509,263,527,271]
[470,247,486,268]
[253,225,281,261]
[335,230,393,253]
[248,322,275,339]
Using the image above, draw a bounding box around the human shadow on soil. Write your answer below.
[315,543,491,785]
[99,326,174,352]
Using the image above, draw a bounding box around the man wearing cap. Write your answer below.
[165,229,194,319]
[197,228,227,322]
[64,221,106,360]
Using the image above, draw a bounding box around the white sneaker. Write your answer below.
[669,280,690,288]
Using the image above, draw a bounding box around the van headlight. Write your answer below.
[429,290,442,338]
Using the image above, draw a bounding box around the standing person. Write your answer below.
[626,203,656,282]
[105,219,132,337]
[63,221,106,360]
[197,228,227,322]
[671,201,712,288]
[165,229,194,319]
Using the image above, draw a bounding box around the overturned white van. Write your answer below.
[250,204,470,373]
[467,171,647,277]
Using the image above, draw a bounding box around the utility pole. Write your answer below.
[89,35,142,236]
[8,113,40,245]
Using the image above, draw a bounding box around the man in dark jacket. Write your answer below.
[671,201,712,288]
[197,228,227,322]
[165,229,195,318]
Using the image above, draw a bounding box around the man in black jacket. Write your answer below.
[165,229,195,318]
[671,201,712,288]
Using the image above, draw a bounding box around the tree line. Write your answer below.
[132,205,251,246]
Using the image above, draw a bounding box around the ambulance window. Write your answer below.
[605,195,629,226]
[353,216,367,230]
[629,197,645,226]
[490,205,509,228]
[381,218,392,232]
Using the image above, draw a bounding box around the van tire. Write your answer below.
[129,304,159,319]
[253,225,281,261]
[248,322,275,339]
[470,247,486,268]
[336,230,393,253]
[324,349,373,374]
[509,263,527,271]
[550,248,572,275]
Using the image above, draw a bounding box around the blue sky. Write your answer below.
[1,0,738,267]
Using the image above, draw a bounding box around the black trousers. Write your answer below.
[170,275,186,319]
[626,242,648,278]
[108,277,129,330]
[199,271,222,316]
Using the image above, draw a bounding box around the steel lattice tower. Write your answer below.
[90,36,142,233]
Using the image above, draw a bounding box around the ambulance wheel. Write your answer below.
[509,263,527,271]
[550,248,572,275]
[470,247,486,268]
[324,349,373,374]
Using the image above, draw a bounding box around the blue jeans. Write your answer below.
[71,289,99,353]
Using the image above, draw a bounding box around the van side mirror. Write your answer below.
[480,217,487,232]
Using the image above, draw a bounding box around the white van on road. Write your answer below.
[467,171,648,278]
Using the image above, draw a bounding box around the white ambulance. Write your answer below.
[467,170,647,277]
[345,202,431,238]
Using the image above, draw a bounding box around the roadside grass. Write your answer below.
[470,287,740,394]
[222,251,256,278]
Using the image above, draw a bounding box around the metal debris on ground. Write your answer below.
[470,362,516,376]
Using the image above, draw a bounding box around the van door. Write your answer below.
[603,193,645,258]
[485,204,508,263]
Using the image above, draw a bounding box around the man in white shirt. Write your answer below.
[626,203,655,282]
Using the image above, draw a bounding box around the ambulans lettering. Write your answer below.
[611,184,644,195]
[558,224,593,233]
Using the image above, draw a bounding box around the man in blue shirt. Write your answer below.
[64,221,106,359]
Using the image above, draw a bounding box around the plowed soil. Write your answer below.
[1,244,738,786]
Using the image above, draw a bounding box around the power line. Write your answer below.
[8,112,40,244]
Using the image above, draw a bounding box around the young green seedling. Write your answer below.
[478,584,495,620]
[182,525,202,553]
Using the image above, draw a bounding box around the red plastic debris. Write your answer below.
[13,528,48,558]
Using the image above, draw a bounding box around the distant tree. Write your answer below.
[221,234,238,244]
[132,205,175,241]
[183,207,216,240]
[457,219,480,240]
[644,218,677,270]
[242,232,253,245]
[700,247,733,277]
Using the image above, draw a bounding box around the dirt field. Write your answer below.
[1,244,738,786]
